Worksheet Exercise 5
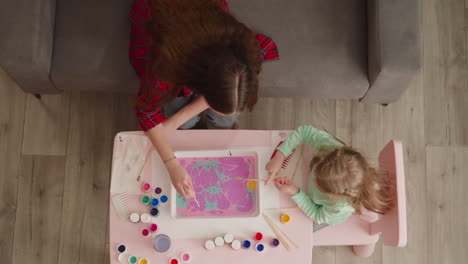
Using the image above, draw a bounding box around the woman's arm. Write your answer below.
[145,96,209,197]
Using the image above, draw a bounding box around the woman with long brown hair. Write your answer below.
[129,0,279,197]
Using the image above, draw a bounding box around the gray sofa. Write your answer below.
[0,0,421,104]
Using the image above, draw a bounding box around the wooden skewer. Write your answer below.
[136,149,152,182]
[235,177,267,182]
[193,197,201,208]
[262,214,291,251]
[263,213,299,249]
[262,206,299,211]
[290,144,304,181]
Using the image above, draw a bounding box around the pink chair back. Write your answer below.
[370,140,407,247]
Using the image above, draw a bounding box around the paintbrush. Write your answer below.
[235,177,267,182]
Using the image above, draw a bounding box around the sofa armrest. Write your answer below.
[362,0,422,104]
[0,0,61,94]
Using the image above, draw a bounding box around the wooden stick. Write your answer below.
[263,213,299,249]
[136,149,152,181]
[262,206,299,211]
[193,197,201,208]
[235,177,267,182]
[290,144,304,181]
[262,214,291,251]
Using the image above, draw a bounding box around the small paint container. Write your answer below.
[242,240,251,249]
[128,256,138,264]
[153,234,171,252]
[141,195,150,205]
[280,214,291,224]
[138,259,148,264]
[169,258,179,264]
[141,182,152,193]
[117,244,126,253]
[117,253,128,264]
[271,238,280,247]
[181,252,191,262]
[129,213,140,223]
[231,240,241,250]
[140,213,151,223]
[140,228,150,237]
[160,195,168,203]
[150,208,159,217]
[214,236,224,247]
[254,232,263,241]
[255,243,265,252]
[150,198,160,207]
[223,233,234,244]
[150,223,158,232]
[204,240,215,250]
[154,187,162,195]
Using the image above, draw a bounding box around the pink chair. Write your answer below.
[313,140,407,257]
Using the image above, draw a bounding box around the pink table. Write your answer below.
[109,130,314,264]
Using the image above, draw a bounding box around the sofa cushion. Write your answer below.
[51,0,139,94]
[229,0,369,98]
[0,0,60,94]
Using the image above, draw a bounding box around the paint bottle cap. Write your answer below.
[141,182,152,193]
[153,234,171,252]
[255,243,265,252]
[204,240,215,250]
[254,232,263,241]
[271,238,280,247]
[140,213,151,223]
[223,233,234,243]
[214,236,225,247]
[117,244,126,253]
[140,228,150,237]
[150,208,159,217]
[141,195,150,204]
[149,223,158,232]
[160,195,169,203]
[118,253,128,264]
[150,198,160,207]
[139,259,148,264]
[129,213,140,223]
[128,256,138,264]
[155,187,162,194]
[181,252,191,262]
[280,214,291,224]
[231,240,241,250]
[242,240,251,249]
[169,258,179,264]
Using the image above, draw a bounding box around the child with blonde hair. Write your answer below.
[265,125,392,225]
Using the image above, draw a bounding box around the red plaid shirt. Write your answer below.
[130,0,279,131]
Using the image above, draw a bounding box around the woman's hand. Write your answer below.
[165,159,195,198]
[265,151,286,185]
[273,177,299,196]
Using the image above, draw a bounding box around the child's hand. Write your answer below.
[274,177,299,196]
[265,151,286,185]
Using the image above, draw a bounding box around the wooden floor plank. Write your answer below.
[335,100,383,263]
[380,76,428,263]
[313,246,336,264]
[291,98,336,133]
[58,92,115,264]
[239,97,293,130]
[423,0,468,146]
[12,155,65,264]
[113,94,139,133]
[22,92,71,155]
[426,146,468,264]
[0,69,26,264]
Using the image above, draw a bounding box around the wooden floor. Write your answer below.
[1,0,468,263]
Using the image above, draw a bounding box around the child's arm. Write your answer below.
[274,177,334,224]
[291,189,332,224]
[277,125,343,157]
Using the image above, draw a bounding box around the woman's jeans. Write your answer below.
[163,96,239,129]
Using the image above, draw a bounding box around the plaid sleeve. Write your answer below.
[129,0,151,78]
[256,34,280,61]
[135,78,170,132]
